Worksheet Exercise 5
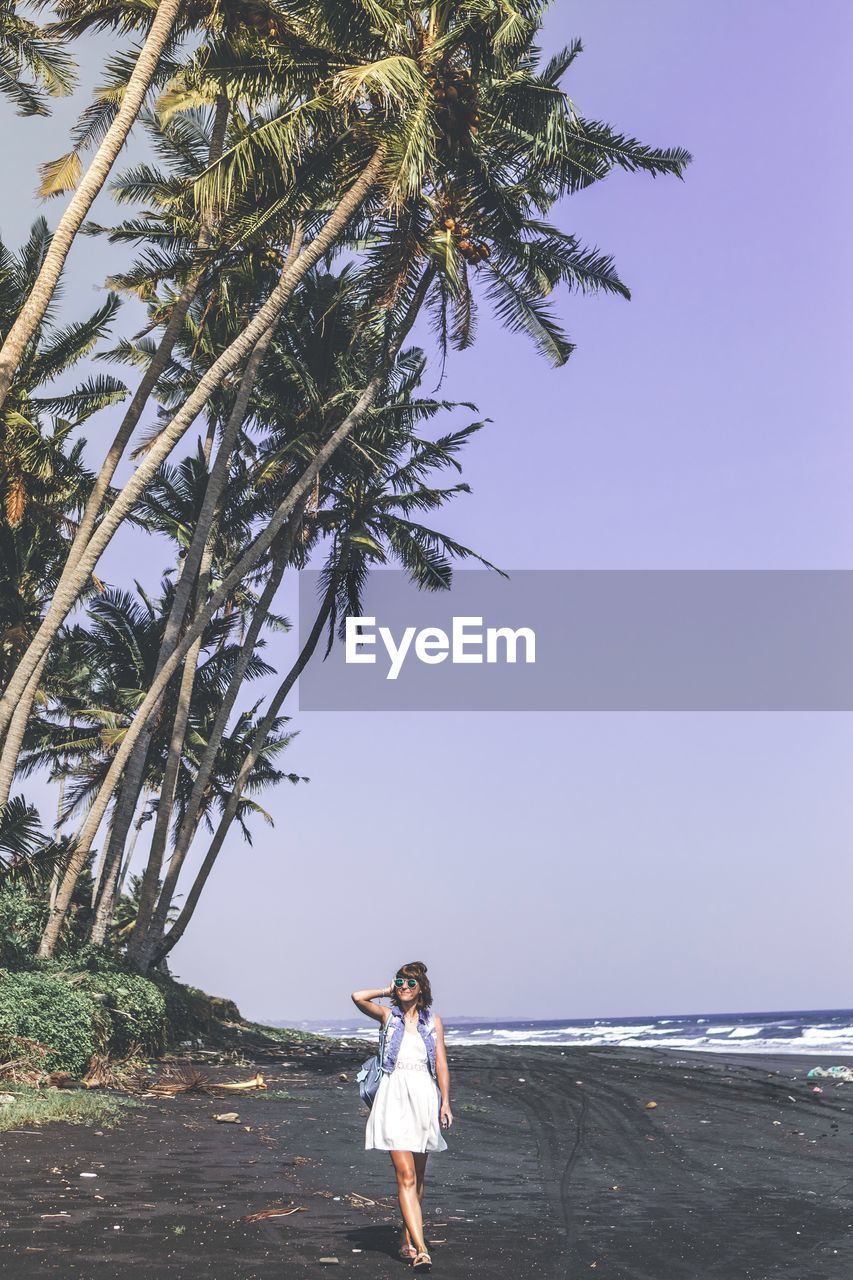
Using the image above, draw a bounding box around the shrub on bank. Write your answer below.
[85,972,167,1056]
[0,887,48,969]
[0,971,100,1075]
[0,966,169,1073]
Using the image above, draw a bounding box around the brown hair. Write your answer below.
[392,961,432,1011]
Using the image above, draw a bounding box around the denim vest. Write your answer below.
[381,1006,437,1080]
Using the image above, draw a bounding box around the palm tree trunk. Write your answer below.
[0,96,231,778]
[123,306,286,966]
[86,528,202,949]
[48,736,70,914]
[145,306,286,707]
[90,809,118,909]
[136,526,296,964]
[148,575,338,970]
[0,0,183,410]
[52,302,284,954]
[117,794,149,897]
[124,545,213,965]
[1,142,384,755]
[88,733,154,944]
[90,787,151,946]
[36,256,428,960]
[50,91,229,584]
[0,651,47,809]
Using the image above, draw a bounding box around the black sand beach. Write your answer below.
[2,1042,851,1279]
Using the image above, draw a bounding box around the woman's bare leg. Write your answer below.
[399,1153,429,1253]
[391,1150,428,1256]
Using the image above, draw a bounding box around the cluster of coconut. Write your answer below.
[240,2,279,39]
[442,216,491,267]
[433,68,481,141]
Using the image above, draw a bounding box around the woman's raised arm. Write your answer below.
[351,984,393,1023]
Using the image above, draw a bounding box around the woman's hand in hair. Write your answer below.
[350,986,393,1022]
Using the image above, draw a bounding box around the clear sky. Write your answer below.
[5,2,853,1022]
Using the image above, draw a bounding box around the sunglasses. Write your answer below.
[394,977,418,989]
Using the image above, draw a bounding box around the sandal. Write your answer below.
[412,1253,432,1271]
[398,1245,418,1260]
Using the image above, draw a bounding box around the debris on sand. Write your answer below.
[243,1206,306,1223]
[149,1067,215,1097]
[150,1066,266,1097]
[217,1073,267,1093]
[82,1054,150,1093]
[0,1037,51,1087]
[213,1112,239,1123]
[46,1072,80,1090]
[807,1065,853,1083]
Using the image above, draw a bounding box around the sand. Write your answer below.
[2,1041,852,1278]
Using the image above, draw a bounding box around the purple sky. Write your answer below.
[4,2,853,1022]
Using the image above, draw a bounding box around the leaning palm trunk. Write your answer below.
[90,809,118,909]
[90,786,151,945]
[86,309,280,956]
[86,400,218,948]
[0,653,47,809]
[124,546,213,963]
[122,310,285,964]
[0,98,231,773]
[88,721,155,943]
[136,528,294,960]
[0,0,183,410]
[50,93,230,594]
[148,572,338,970]
[142,307,287,730]
[37,269,429,959]
[0,147,384,764]
[58,309,284,952]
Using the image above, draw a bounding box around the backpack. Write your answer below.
[355,1016,388,1110]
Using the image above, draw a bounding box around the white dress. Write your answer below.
[365,1025,447,1153]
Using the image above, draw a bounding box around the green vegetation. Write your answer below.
[0,1083,132,1132]
[0,971,102,1075]
[0,954,330,1079]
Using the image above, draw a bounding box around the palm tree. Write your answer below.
[0,220,127,800]
[0,0,75,117]
[36,3,690,958]
[0,0,185,409]
[19,568,278,940]
[0,130,383,762]
[134,289,497,971]
[0,0,688,758]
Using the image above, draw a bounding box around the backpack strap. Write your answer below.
[377,1008,392,1067]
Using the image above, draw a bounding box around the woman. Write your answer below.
[351,961,453,1271]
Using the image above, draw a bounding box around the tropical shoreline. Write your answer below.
[2,1039,852,1278]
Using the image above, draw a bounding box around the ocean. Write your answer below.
[306,1008,853,1057]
